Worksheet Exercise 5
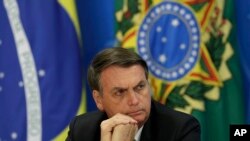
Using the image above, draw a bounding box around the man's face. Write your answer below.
[93,64,151,127]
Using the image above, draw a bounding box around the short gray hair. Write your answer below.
[87,47,148,91]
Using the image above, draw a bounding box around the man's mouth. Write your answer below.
[128,110,143,117]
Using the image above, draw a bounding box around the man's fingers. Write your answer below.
[128,124,138,140]
[112,124,138,141]
[100,113,138,141]
[101,113,137,132]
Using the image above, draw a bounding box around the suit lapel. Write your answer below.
[140,101,156,141]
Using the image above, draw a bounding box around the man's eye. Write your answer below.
[136,84,145,91]
[114,90,125,96]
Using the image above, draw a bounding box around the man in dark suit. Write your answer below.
[66,47,200,141]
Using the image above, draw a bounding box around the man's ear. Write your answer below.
[92,90,104,111]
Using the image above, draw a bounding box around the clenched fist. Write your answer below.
[112,124,138,141]
[100,113,138,141]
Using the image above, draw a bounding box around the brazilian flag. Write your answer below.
[0,0,85,140]
[77,0,247,141]
[114,0,245,140]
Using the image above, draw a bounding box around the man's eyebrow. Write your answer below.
[110,80,147,92]
[110,87,128,92]
[136,80,146,85]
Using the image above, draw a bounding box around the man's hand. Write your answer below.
[112,123,138,141]
[100,113,138,141]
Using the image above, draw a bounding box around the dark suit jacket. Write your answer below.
[66,100,200,141]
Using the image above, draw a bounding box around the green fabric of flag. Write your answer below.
[114,0,246,140]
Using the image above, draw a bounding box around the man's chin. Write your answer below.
[131,115,146,125]
[127,111,148,126]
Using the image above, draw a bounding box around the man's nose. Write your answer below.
[127,91,139,106]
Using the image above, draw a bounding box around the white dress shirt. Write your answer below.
[134,126,144,141]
